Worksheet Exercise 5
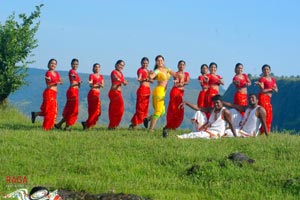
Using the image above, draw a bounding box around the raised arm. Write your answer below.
[149,70,157,80]
[179,101,212,114]
[222,101,246,112]
[181,101,200,111]
[169,69,177,78]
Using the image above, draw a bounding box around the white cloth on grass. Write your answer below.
[178,107,226,139]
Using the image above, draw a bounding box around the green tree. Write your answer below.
[0,4,43,104]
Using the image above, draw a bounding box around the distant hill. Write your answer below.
[8,68,226,129]
[223,77,300,132]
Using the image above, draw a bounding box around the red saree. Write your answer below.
[40,89,57,130]
[197,90,207,108]
[234,91,248,116]
[165,87,184,129]
[108,89,124,128]
[258,92,272,133]
[86,89,101,128]
[204,87,218,119]
[62,87,79,126]
[130,85,150,126]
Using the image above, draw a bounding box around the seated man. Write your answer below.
[223,94,269,137]
[177,95,237,139]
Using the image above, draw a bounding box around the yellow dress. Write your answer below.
[152,68,170,119]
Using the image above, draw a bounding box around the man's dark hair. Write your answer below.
[212,94,222,102]
[249,93,257,98]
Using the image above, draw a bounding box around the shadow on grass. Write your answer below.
[0,123,39,131]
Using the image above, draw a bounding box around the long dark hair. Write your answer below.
[200,64,208,75]
[154,55,164,70]
[235,63,243,70]
[71,58,79,65]
[115,60,125,68]
[209,62,217,68]
[92,63,100,73]
[178,60,185,66]
[47,58,57,69]
[262,64,271,71]
[140,57,149,65]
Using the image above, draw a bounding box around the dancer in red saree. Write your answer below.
[204,62,224,119]
[108,60,128,129]
[31,58,62,130]
[55,58,81,131]
[232,63,251,116]
[129,57,152,129]
[255,64,278,133]
[165,60,190,130]
[197,64,209,108]
[81,63,104,130]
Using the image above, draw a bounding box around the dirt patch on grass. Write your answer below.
[58,189,151,200]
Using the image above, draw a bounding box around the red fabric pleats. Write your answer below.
[130,85,151,126]
[204,87,218,108]
[165,87,184,129]
[258,92,272,133]
[62,87,79,126]
[197,90,207,108]
[40,89,57,130]
[204,87,218,119]
[233,91,248,116]
[108,89,124,128]
[86,89,101,128]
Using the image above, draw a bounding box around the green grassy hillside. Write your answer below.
[1,106,300,199]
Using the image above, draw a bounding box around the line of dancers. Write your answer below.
[31,56,278,135]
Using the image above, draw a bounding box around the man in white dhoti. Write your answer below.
[223,94,269,137]
[178,95,237,139]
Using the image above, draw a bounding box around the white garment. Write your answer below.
[191,110,207,132]
[178,107,226,139]
[229,108,243,128]
[177,131,213,139]
[225,106,261,137]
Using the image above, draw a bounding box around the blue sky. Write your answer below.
[1,0,300,88]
